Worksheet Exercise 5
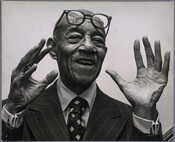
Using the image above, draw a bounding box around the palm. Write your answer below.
[23,78,43,102]
[9,77,46,107]
[7,39,58,110]
[106,37,170,119]
[123,68,167,108]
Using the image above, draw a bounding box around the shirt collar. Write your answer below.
[57,78,96,112]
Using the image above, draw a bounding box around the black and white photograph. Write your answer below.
[1,1,174,141]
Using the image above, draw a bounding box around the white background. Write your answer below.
[2,1,174,134]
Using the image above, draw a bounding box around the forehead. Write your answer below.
[54,20,105,40]
[53,10,105,37]
[67,21,105,37]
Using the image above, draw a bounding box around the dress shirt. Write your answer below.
[57,78,96,127]
[2,78,160,135]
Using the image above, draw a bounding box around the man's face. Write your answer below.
[53,14,107,89]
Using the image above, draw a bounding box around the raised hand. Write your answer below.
[106,37,170,120]
[6,39,58,114]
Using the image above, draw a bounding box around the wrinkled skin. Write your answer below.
[6,39,58,114]
[5,10,107,113]
[51,19,107,94]
[5,10,170,121]
[106,37,170,120]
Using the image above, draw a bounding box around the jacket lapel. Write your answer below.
[25,83,69,141]
[24,83,129,141]
[83,88,129,141]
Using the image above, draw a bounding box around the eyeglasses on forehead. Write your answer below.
[53,10,112,36]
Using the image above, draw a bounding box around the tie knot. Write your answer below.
[69,97,88,114]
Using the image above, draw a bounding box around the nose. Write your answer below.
[78,36,96,54]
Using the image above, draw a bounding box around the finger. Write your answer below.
[134,40,145,69]
[16,39,45,72]
[35,45,53,64]
[24,45,53,72]
[41,70,58,85]
[23,64,37,80]
[27,39,46,66]
[161,52,170,77]
[16,47,38,72]
[24,39,46,71]
[154,41,162,72]
[11,68,19,83]
[105,69,127,91]
[142,36,154,68]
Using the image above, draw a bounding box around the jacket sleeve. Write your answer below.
[2,119,24,141]
[2,99,24,141]
[131,124,163,141]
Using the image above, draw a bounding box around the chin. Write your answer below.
[72,73,97,87]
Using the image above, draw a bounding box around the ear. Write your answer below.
[47,38,57,60]
[104,46,108,57]
[105,46,108,52]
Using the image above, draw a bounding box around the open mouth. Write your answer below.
[76,59,95,66]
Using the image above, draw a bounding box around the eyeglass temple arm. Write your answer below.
[105,17,112,37]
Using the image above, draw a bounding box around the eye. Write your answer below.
[92,36,105,47]
[66,34,82,44]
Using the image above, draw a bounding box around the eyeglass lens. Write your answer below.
[67,11,84,25]
[67,11,109,29]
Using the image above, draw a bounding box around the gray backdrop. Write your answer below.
[2,1,173,134]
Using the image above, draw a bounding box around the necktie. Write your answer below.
[67,97,88,140]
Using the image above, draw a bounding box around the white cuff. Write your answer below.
[1,104,25,128]
[132,113,160,135]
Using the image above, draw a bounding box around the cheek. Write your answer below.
[57,49,72,71]
[56,44,80,74]
[97,48,107,65]
[56,43,76,62]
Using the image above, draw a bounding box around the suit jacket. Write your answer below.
[2,82,162,141]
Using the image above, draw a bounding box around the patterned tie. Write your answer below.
[67,97,88,140]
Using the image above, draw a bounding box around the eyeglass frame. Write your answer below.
[53,10,112,36]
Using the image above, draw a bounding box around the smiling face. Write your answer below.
[52,10,107,93]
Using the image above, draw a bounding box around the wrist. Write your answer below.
[133,105,158,121]
[2,104,25,128]
[5,103,25,115]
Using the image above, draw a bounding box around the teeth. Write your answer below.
[77,59,93,65]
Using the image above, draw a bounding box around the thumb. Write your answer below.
[41,70,58,85]
[105,69,127,91]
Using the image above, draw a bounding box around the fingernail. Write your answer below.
[38,39,46,47]
[142,36,148,40]
[165,51,171,57]
[155,40,160,45]
[135,39,139,43]
[39,39,46,45]
[41,38,46,41]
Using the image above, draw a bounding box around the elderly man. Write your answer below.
[2,9,170,141]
